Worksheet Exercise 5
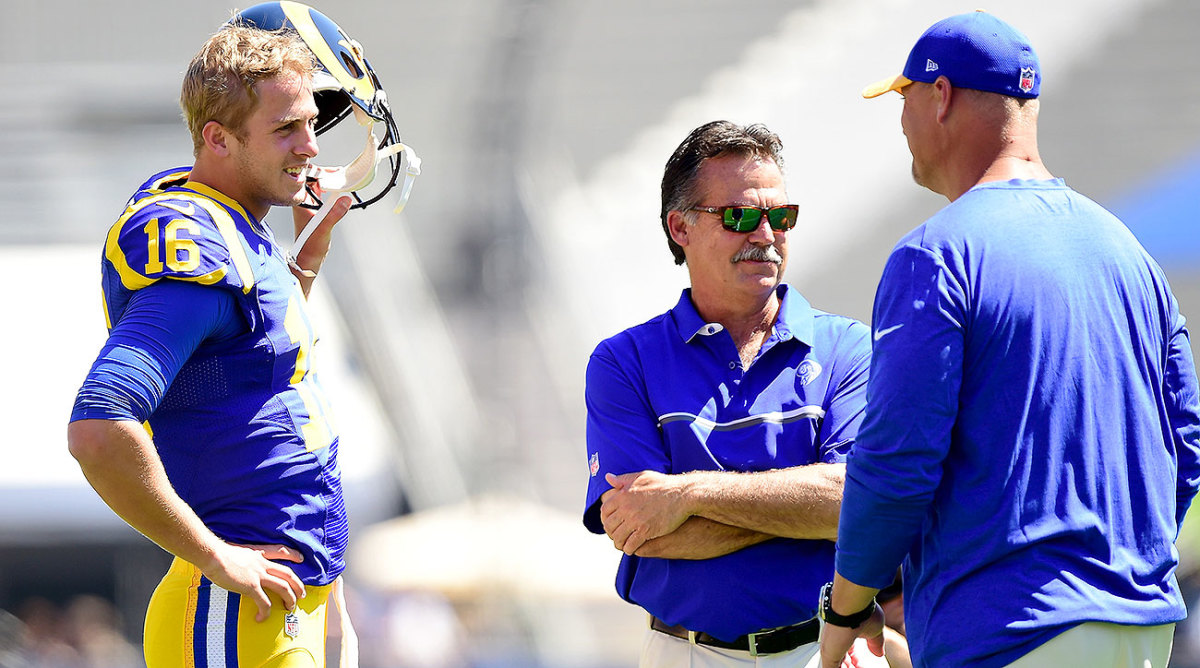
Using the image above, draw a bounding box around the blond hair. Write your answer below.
[180,25,319,155]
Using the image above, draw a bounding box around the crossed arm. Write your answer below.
[599,463,845,558]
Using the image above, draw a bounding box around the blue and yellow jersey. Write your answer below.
[86,167,346,586]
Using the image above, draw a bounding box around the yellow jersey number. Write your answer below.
[284,293,337,452]
[143,218,200,274]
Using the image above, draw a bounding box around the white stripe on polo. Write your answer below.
[657,405,825,431]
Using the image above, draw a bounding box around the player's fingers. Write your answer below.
[264,575,300,611]
[318,196,352,230]
[248,585,272,623]
[265,563,306,602]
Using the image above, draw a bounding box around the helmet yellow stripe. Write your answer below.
[279,0,377,105]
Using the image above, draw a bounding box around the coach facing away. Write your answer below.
[818,11,1200,668]
[583,121,900,666]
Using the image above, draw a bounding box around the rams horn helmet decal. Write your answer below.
[231,1,420,213]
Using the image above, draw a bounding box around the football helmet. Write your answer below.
[231,1,420,213]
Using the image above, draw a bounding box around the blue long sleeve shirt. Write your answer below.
[836,179,1200,667]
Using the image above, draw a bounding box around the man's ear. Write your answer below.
[202,120,232,157]
[933,75,954,124]
[667,210,691,249]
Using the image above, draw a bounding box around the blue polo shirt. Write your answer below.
[584,284,871,640]
[836,179,1200,667]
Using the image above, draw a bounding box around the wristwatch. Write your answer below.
[818,581,876,628]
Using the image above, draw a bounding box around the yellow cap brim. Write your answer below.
[862,74,913,99]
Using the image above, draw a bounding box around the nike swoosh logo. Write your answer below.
[160,201,196,216]
[874,324,903,341]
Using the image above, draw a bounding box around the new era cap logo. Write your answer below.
[926,59,939,72]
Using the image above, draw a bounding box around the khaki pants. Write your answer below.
[638,624,889,668]
[1005,622,1174,668]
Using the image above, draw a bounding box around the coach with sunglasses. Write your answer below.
[582,121,895,667]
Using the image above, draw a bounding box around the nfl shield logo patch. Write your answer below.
[284,611,300,639]
[589,452,600,477]
[1019,67,1036,93]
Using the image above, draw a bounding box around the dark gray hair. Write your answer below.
[660,121,784,265]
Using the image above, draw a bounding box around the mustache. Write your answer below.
[731,245,783,265]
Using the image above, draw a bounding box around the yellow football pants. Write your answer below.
[143,557,357,668]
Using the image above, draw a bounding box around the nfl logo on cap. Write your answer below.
[1019,67,1036,93]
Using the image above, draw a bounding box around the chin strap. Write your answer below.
[288,107,423,274]
[391,142,422,214]
[288,193,343,277]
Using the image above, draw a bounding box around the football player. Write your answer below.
[68,4,409,666]
[132,1,420,271]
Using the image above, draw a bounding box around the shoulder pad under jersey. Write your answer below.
[125,166,193,208]
[105,189,258,295]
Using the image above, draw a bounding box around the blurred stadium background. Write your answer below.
[0,0,1197,665]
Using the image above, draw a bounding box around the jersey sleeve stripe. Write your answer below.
[105,203,160,291]
[100,286,112,331]
[189,196,255,295]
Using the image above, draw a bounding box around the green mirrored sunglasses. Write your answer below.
[688,205,799,233]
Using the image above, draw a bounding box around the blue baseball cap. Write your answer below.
[863,11,1040,99]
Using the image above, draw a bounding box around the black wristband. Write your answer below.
[818,581,876,628]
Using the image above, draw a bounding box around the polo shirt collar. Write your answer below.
[674,284,815,347]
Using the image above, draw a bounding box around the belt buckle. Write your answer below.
[747,632,759,657]
[687,630,698,645]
